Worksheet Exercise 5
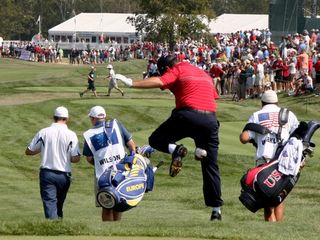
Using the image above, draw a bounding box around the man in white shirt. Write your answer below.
[240,90,299,222]
[295,72,314,95]
[25,106,80,220]
[106,64,124,96]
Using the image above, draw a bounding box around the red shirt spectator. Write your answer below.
[177,52,186,62]
[209,64,224,79]
[308,57,313,74]
[282,61,289,78]
[314,58,320,72]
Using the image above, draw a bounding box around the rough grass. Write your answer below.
[0,58,320,240]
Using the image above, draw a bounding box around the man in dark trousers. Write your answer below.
[25,106,81,220]
[120,55,223,221]
[80,66,98,97]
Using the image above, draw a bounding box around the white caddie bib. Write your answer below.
[83,120,126,179]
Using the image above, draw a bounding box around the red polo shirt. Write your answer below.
[160,62,219,112]
[314,60,320,72]
[209,65,224,78]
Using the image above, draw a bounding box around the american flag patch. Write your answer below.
[258,112,279,128]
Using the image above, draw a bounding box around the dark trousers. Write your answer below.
[316,72,320,84]
[149,108,223,207]
[220,78,225,95]
[39,169,71,219]
[238,81,246,100]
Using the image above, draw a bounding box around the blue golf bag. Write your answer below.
[96,152,159,212]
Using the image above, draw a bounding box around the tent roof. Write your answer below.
[208,14,269,34]
[48,13,269,35]
[48,13,136,34]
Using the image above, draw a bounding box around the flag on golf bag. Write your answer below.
[239,120,320,213]
[96,152,159,212]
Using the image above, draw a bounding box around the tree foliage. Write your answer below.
[0,0,139,40]
[0,0,36,39]
[0,0,274,41]
[128,0,214,50]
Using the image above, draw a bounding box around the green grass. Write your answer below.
[0,58,320,240]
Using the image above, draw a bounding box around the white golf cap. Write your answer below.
[107,64,113,69]
[54,106,69,118]
[261,90,278,104]
[88,106,106,119]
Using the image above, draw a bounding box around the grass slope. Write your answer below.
[0,58,320,240]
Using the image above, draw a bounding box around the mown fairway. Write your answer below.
[0,58,320,240]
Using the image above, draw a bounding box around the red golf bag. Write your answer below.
[239,160,300,213]
[239,120,320,213]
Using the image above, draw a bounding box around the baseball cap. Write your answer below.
[88,106,106,119]
[261,90,278,104]
[54,106,69,118]
[157,54,177,76]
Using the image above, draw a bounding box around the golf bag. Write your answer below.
[239,120,320,213]
[96,146,160,212]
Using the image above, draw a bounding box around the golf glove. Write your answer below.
[139,145,155,158]
[118,76,132,87]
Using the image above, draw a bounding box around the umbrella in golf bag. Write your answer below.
[239,120,320,213]
[96,146,163,212]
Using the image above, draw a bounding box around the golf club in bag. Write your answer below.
[96,146,163,212]
[239,120,320,213]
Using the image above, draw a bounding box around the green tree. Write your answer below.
[0,0,140,40]
[0,0,36,39]
[128,0,214,51]
[0,0,274,41]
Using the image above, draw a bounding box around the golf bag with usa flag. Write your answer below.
[239,120,320,213]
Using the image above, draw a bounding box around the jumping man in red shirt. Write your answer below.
[120,54,223,221]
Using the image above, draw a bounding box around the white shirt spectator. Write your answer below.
[27,123,80,172]
[288,61,296,75]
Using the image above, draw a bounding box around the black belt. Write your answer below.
[181,108,215,114]
[40,168,70,175]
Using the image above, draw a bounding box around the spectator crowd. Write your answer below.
[1,28,320,98]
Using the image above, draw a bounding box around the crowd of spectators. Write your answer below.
[0,41,65,63]
[166,28,320,99]
[0,40,161,64]
[1,28,320,98]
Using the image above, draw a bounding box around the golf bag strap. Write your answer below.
[242,123,271,135]
[277,108,289,144]
[145,165,155,192]
[303,121,320,144]
[98,168,113,188]
[242,123,272,148]
[116,155,136,171]
[104,119,114,139]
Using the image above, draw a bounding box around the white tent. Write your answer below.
[48,13,269,46]
[208,14,269,34]
[48,13,137,44]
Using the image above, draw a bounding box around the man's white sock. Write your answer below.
[168,144,177,154]
[212,207,221,213]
